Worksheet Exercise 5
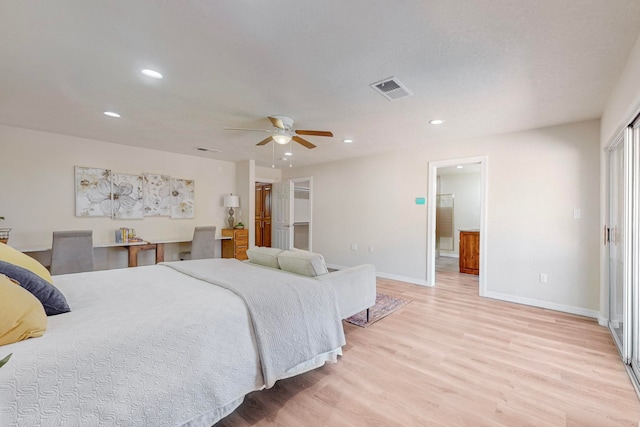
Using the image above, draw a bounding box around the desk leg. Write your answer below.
[156,243,165,264]
[128,246,139,267]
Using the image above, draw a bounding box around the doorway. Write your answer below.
[427,156,488,295]
[255,182,272,247]
[293,179,311,250]
[435,165,482,276]
[271,177,314,251]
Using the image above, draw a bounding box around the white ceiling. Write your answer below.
[2,1,639,168]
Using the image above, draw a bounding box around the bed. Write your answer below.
[0,258,346,426]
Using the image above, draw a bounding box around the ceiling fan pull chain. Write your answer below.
[272,142,275,168]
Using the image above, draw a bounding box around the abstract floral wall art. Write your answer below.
[111,173,143,219]
[75,166,194,220]
[142,173,171,217]
[170,178,195,219]
[75,166,112,217]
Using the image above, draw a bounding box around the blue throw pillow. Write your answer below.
[0,260,70,316]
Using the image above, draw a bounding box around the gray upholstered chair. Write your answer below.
[50,230,94,275]
[181,226,217,260]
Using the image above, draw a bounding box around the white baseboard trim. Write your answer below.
[326,264,430,287]
[484,291,599,319]
[376,271,430,287]
[598,316,608,327]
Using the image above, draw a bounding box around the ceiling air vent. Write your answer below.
[370,77,413,101]
[195,147,222,153]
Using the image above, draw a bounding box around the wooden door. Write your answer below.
[255,183,272,247]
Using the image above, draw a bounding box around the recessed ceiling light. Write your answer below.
[343,139,353,143]
[103,111,121,118]
[429,119,444,125]
[284,151,292,156]
[456,165,463,169]
[280,157,289,161]
[141,69,163,79]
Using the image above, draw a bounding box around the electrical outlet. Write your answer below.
[368,246,374,253]
[573,209,581,219]
[539,273,548,284]
[351,243,358,251]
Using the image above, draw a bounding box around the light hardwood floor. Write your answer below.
[216,271,640,426]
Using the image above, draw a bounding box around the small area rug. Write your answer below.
[345,292,411,327]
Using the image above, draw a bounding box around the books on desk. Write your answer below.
[115,228,144,244]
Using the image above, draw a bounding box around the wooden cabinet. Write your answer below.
[459,230,480,275]
[222,228,248,260]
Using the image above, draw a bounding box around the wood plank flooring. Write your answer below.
[216,271,640,426]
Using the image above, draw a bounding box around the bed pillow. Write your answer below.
[246,247,283,269]
[0,274,47,346]
[277,249,329,277]
[0,242,53,284]
[0,260,70,316]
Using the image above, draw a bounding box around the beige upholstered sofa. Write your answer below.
[245,247,377,319]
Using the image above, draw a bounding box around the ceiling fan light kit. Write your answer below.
[272,133,292,145]
[225,115,333,151]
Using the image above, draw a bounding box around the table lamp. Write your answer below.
[224,194,240,229]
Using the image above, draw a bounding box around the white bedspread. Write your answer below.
[164,259,346,388]
[0,263,342,426]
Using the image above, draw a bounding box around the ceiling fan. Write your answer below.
[225,116,333,149]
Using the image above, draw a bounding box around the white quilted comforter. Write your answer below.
[0,262,343,426]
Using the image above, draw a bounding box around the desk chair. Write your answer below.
[180,226,217,260]
[50,230,94,275]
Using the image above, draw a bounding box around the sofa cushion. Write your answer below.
[246,247,283,269]
[277,249,328,277]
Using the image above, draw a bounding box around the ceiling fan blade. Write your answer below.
[295,130,333,137]
[224,127,273,133]
[292,136,316,149]
[256,136,273,146]
[268,116,285,130]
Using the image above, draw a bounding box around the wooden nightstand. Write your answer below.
[222,228,248,260]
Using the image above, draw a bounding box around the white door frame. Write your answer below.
[427,155,488,296]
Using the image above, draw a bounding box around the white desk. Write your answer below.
[15,236,232,268]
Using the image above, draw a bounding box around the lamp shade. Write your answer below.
[224,195,239,208]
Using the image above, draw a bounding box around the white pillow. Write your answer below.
[246,247,283,269]
[278,250,328,277]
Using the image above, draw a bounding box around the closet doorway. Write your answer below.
[292,178,312,251]
[255,182,272,247]
[271,177,314,251]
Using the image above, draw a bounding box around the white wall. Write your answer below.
[439,172,482,256]
[1,124,236,269]
[255,166,281,183]
[284,119,601,315]
[235,160,254,239]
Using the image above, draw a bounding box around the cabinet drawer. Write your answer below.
[236,247,248,260]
